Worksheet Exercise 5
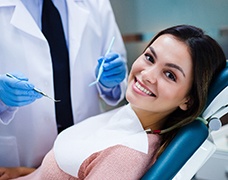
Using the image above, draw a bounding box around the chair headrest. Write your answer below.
[206,61,228,108]
[202,62,228,130]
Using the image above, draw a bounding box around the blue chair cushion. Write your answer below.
[141,120,208,180]
[206,62,228,107]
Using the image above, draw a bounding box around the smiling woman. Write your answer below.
[126,34,193,134]
[6,25,226,180]
[136,24,227,155]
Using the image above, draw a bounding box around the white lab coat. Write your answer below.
[0,0,127,167]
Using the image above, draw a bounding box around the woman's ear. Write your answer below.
[179,97,192,111]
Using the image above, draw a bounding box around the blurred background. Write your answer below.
[110,0,228,69]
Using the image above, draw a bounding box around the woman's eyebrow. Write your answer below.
[166,63,186,77]
[149,46,157,59]
[149,46,185,77]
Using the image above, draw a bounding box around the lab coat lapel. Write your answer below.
[67,0,89,67]
[5,0,45,41]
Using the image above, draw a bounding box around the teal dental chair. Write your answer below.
[141,61,228,180]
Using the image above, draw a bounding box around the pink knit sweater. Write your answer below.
[15,134,160,180]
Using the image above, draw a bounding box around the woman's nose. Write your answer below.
[141,66,158,84]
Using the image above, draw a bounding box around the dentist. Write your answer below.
[0,0,127,170]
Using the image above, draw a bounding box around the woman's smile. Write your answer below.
[133,79,156,97]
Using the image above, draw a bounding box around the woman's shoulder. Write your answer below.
[79,139,161,180]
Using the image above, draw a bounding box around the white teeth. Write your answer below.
[135,81,153,96]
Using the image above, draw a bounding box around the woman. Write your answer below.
[2,24,226,179]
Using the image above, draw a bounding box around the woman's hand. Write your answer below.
[0,167,35,180]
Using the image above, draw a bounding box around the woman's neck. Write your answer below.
[130,105,168,131]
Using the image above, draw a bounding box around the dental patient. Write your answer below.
[2,25,226,180]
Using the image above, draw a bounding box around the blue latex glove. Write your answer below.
[0,72,42,107]
[96,52,126,88]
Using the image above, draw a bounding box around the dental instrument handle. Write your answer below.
[6,73,60,102]
[89,36,115,87]
[33,87,60,102]
[105,36,115,56]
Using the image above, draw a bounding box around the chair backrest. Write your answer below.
[141,61,228,180]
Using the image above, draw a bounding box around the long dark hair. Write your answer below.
[145,25,226,155]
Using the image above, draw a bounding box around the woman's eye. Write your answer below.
[144,53,155,63]
[165,71,176,82]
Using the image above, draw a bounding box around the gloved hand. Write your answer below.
[96,52,126,88]
[0,72,42,107]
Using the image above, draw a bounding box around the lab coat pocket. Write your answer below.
[0,136,20,166]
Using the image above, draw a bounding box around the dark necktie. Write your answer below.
[42,0,73,133]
